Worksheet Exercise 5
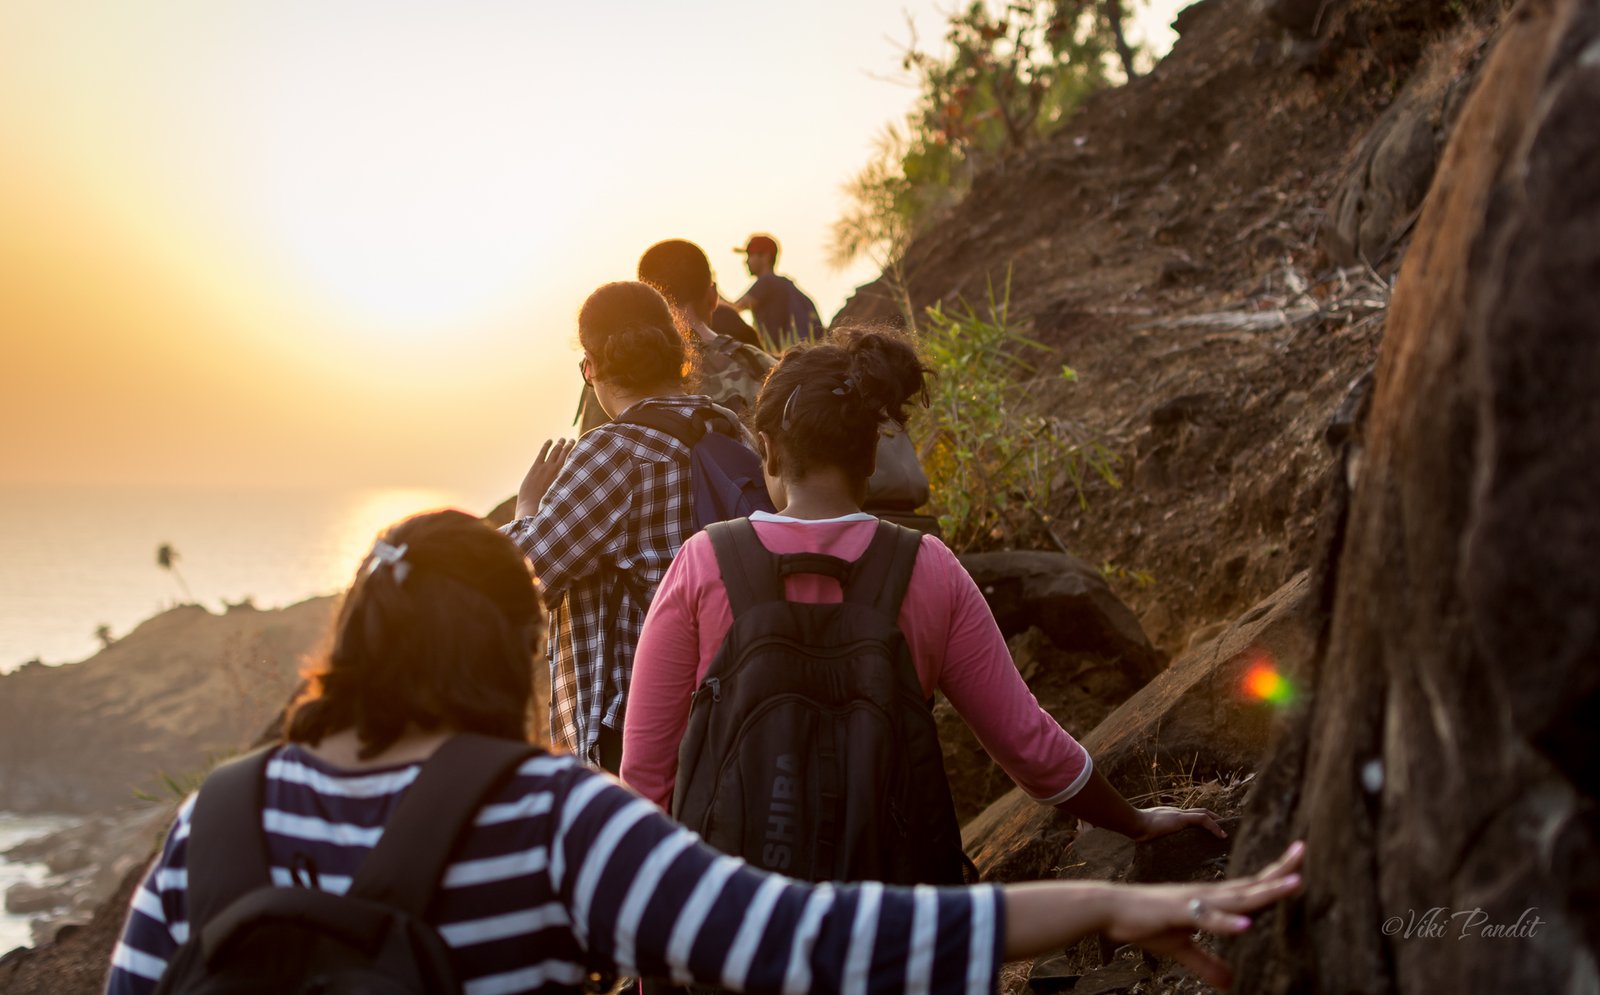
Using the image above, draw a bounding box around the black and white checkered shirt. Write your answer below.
[503,396,706,766]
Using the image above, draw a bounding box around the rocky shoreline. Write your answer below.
[0,595,333,970]
[2,807,171,950]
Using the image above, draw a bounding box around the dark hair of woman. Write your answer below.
[752,325,932,481]
[636,239,712,310]
[577,281,690,393]
[285,509,545,759]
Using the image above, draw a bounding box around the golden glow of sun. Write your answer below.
[333,487,474,571]
[238,32,577,340]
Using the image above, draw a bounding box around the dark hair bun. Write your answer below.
[751,322,932,483]
[842,328,929,426]
[578,282,687,391]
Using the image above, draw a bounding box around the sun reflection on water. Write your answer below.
[328,487,474,577]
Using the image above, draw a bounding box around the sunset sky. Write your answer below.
[1,0,1182,509]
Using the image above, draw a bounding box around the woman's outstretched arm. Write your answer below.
[1003,840,1305,989]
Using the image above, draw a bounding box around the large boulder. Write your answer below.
[1229,0,1600,989]
[963,570,1317,883]
[959,551,1166,684]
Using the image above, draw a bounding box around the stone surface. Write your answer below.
[1262,0,1346,37]
[1230,1,1600,990]
[959,551,1165,684]
[3,883,63,917]
[963,572,1315,884]
[1323,36,1466,267]
[0,601,334,815]
[1031,956,1152,995]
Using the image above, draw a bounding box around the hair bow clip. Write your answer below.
[781,384,803,432]
[830,377,857,398]
[369,540,411,585]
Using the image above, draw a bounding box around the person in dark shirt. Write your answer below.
[729,233,824,346]
[711,302,762,348]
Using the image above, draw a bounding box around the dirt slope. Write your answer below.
[838,0,1506,655]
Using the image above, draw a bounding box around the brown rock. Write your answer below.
[1322,23,1486,267]
[1030,956,1151,995]
[3,883,63,917]
[963,571,1314,883]
[0,601,334,815]
[1230,1,1600,990]
[959,551,1165,684]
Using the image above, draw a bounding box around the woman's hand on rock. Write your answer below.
[1104,840,1305,989]
[1132,804,1226,841]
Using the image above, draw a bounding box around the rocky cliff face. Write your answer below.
[835,0,1507,660]
[1228,0,1600,989]
[0,599,333,815]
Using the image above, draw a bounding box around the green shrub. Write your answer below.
[832,1,1142,267]
[912,274,1120,551]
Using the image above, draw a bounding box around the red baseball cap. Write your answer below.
[736,234,779,256]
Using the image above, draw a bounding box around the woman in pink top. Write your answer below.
[622,328,1222,843]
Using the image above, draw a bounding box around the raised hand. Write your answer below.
[515,438,576,518]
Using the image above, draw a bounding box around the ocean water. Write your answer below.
[0,484,479,673]
[0,484,485,952]
[0,813,79,954]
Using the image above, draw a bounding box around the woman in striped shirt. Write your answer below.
[109,510,1304,995]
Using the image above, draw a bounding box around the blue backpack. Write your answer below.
[619,405,775,531]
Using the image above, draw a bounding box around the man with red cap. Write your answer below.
[729,233,824,345]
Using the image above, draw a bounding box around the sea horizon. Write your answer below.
[0,482,489,673]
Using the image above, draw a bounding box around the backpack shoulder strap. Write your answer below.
[348,734,542,918]
[707,518,783,619]
[617,406,702,448]
[186,747,276,931]
[844,520,923,619]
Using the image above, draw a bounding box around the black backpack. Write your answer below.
[617,406,775,532]
[670,518,966,886]
[154,734,542,995]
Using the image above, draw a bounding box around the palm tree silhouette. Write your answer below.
[156,543,193,603]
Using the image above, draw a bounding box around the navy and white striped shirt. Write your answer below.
[109,745,1003,995]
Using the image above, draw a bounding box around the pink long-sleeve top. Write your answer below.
[621,511,1094,811]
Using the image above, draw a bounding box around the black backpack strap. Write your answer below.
[707,518,784,618]
[618,406,702,448]
[844,520,923,618]
[187,747,276,931]
[348,734,542,918]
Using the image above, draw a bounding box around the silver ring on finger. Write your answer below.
[1187,897,1205,924]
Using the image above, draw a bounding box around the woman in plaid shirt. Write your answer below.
[504,281,749,772]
